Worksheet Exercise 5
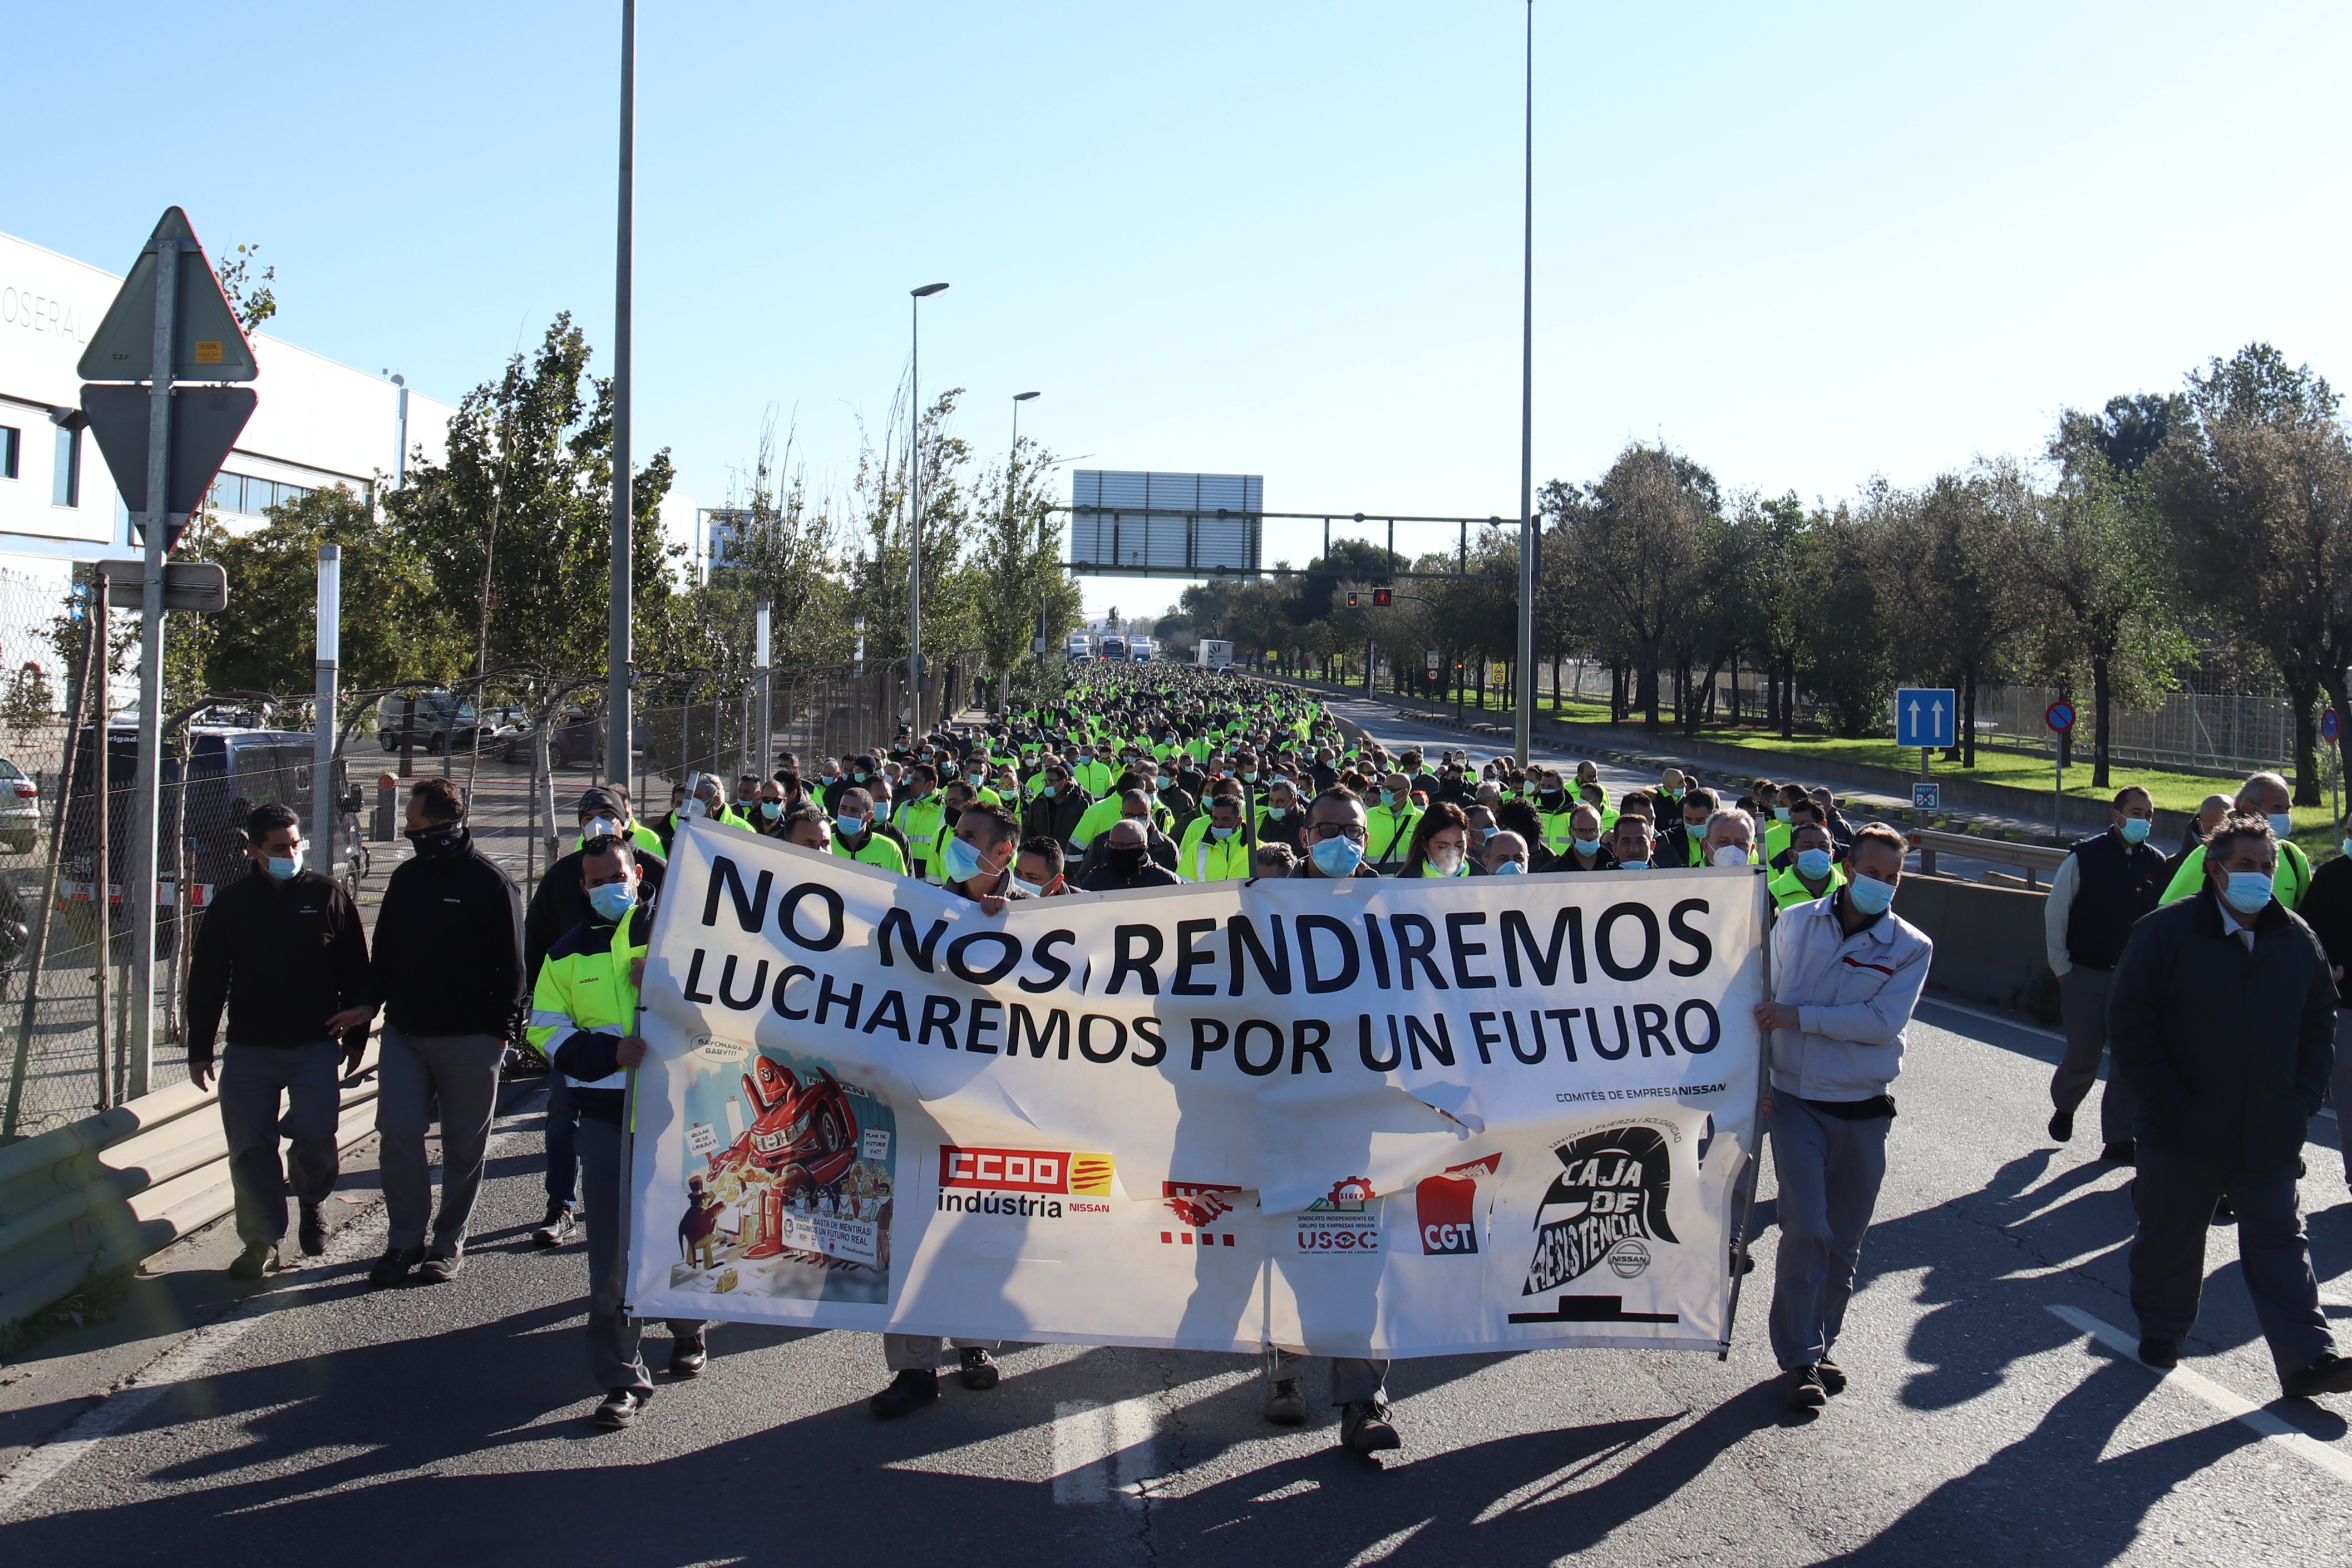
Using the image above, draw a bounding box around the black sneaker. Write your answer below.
[958,1347,999,1390]
[2048,1109,2073,1143]
[2100,1141,2136,1165]
[593,1388,648,1429]
[2284,1352,2352,1399]
[369,1244,426,1287]
[2138,1337,2179,1369]
[1339,1399,1400,1453]
[416,1252,462,1284]
[1263,1377,1308,1426]
[226,1241,279,1280]
[870,1369,939,1419]
[532,1205,578,1248]
[1816,1358,1847,1396]
[669,1333,708,1378]
[297,1204,328,1257]
[1783,1367,1829,1410]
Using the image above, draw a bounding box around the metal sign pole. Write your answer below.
[315,546,341,874]
[126,239,178,1102]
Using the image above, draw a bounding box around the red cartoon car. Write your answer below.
[711,1058,861,1258]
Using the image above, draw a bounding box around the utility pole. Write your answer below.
[315,547,341,877]
[1512,0,1539,768]
[755,600,772,773]
[605,0,637,787]
[907,283,948,736]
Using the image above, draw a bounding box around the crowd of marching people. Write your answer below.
[178,662,2352,1447]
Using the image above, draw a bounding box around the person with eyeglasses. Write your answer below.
[1555,805,1615,872]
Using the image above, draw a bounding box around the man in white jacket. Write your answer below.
[1752,822,1932,1412]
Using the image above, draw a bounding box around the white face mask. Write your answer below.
[1711,844,1750,869]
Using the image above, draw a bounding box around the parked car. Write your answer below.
[0,756,39,852]
[376,689,491,756]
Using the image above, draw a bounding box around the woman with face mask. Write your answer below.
[1397,802,1473,879]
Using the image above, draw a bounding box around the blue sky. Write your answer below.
[16,3,2348,618]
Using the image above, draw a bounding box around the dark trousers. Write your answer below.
[217,1042,342,1248]
[577,1115,703,1394]
[2331,1012,2352,1185]
[545,1074,581,1209]
[2050,965,2136,1145]
[2129,1143,2334,1380]
[1767,1093,1890,1370]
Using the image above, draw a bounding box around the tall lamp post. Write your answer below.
[607,0,638,787]
[907,282,948,736]
[1512,0,1539,768]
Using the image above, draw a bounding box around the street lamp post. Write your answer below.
[1513,0,1538,768]
[607,0,638,787]
[907,282,948,736]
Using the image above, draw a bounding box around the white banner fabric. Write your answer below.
[623,820,1768,1358]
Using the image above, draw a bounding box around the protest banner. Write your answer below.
[622,820,1769,1358]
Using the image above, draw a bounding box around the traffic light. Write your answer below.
[1345,592,1359,608]
[1372,588,1393,608]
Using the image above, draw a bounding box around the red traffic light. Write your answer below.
[1345,592,1359,608]
[1372,588,1393,608]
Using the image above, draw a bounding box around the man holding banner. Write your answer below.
[621,810,1771,1454]
[1753,825,1931,1412]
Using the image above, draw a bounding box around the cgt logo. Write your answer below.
[1417,1153,1500,1256]
[939,1146,1113,1197]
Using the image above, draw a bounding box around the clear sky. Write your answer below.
[14,3,2348,620]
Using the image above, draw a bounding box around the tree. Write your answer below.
[1798,500,1899,738]
[846,387,980,682]
[970,430,1081,709]
[2149,344,2351,804]
[1551,442,1716,732]
[1885,468,2037,766]
[207,486,464,696]
[383,315,678,702]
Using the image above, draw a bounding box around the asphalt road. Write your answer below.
[3,998,2350,1564]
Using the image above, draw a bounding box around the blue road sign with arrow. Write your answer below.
[1895,688,1956,749]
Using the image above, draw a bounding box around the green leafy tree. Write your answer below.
[1551,442,1716,732]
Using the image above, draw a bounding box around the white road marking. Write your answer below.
[1051,1397,1159,1507]
[0,1113,539,1522]
[2045,1305,2352,1486]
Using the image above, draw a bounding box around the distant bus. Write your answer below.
[1197,639,1234,669]
[1098,635,1128,661]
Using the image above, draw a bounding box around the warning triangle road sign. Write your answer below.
[76,207,258,383]
[80,383,256,545]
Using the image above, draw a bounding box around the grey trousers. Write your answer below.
[1767,1093,1891,1370]
[578,1115,704,1395]
[2332,1012,2352,1185]
[883,1334,999,1372]
[217,1042,342,1248]
[1266,1348,1389,1407]
[2050,966,2136,1145]
[2129,1142,2333,1380]
[376,1025,504,1256]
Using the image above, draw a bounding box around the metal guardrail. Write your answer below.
[1909,829,2067,887]
[0,1039,382,1331]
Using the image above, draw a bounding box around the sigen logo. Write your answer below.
[939,1146,1113,1197]
[1417,1153,1498,1256]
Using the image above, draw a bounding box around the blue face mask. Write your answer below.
[1847,874,1896,916]
[1492,858,1526,874]
[943,835,988,884]
[1572,836,1601,856]
[760,801,781,820]
[1266,806,1287,820]
[836,815,865,839]
[2118,817,2151,845]
[265,851,303,881]
[1773,806,1793,823]
[1211,825,1237,840]
[1618,858,1650,871]
[1311,835,1365,877]
[588,881,636,921]
[1042,786,1056,799]
[2222,870,2274,914]
[1796,846,1835,880]
[2267,812,2294,840]
[1381,790,1400,808]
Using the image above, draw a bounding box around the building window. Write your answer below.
[0,426,18,480]
[52,424,80,508]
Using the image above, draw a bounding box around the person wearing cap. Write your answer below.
[572,785,664,859]
[524,791,668,1247]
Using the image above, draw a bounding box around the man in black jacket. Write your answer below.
[2043,786,2169,1161]
[364,778,527,1286]
[2109,813,2352,1399]
[188,803,373,1280]
[2297,841,2352,1182]
[525,788,667,1245]
[1020,763,1091,851]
